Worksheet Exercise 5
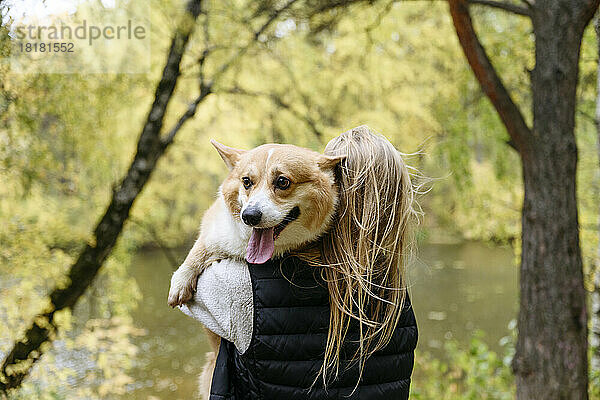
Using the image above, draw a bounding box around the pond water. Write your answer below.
[125,241,518,399]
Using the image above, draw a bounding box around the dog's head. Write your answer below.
[212,140,343,264]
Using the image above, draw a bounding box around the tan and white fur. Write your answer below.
[168,140,342,398]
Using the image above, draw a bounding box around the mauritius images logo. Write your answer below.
[6,0,150,74]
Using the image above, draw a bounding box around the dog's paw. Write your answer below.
[168,266,198,307]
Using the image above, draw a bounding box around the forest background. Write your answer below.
[0,0,598,398]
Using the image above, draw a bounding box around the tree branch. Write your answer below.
[218,86,323,139]
[130,218,181,270]
[519,0,534,7]
[578,109,599,127]
[448,0,532,154]
[0,0,204,392]
[164,0,300,148]
[307,0,374,16]
[467,0,531,17]
[161,84,212,148]
[211,0,300,84]
[262,47,321,133]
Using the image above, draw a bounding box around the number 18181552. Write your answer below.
[18,42,74,53]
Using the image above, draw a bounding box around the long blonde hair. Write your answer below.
[298,125,422,387]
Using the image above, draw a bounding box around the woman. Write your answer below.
[181,125,420,399]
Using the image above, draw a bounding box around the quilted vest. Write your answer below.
[210,256,418,400]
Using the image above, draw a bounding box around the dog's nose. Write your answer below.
[242,207,262,226]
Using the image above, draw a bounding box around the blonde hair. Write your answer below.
[297,125,422,387]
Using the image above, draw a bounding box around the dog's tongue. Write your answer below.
[246,228,275,264]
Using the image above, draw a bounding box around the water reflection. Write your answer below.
[408,242,518,354]
[126,250,211,400]
[126,241,518,399]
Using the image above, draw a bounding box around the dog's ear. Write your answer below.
[211,140,246,170]
[318,154,345,169]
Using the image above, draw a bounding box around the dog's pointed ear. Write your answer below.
[318,154,345,169]
[211,140,246,170]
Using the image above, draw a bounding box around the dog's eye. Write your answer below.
[242,177,253,190]
[275,176,291,190]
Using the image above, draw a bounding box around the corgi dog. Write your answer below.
[168,139,342,308]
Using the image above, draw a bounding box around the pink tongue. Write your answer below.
[246,228,275,264]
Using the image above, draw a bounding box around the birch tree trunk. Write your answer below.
[592,16,600,375]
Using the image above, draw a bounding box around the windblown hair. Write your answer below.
[297,125,422,387]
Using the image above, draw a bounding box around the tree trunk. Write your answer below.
[511,4,593,399]
[591,16,600,375]
[447,0,599,398]
[515,141,588,399]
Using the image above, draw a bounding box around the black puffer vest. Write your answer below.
[210,257,418,400]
